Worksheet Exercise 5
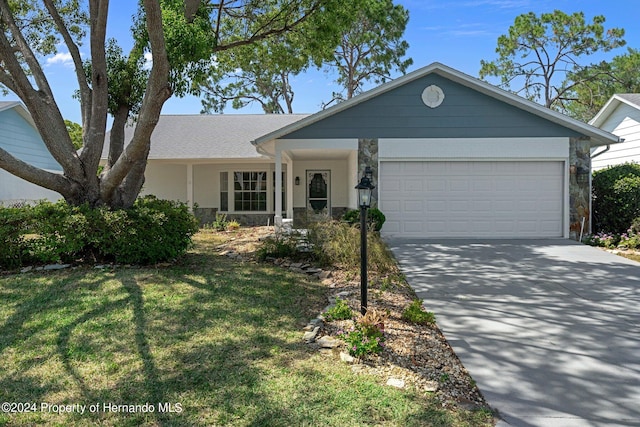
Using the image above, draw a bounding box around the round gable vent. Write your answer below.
[421,85,444,108]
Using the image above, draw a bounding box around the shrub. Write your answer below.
[29,201,91,263]
[96,196,199,264]
[338,308,387,358]
[307,219,394,271]
[227,220,240,231]
[342,208,386,231]
[402,300,436,325]
[593,163,640,234]
[618,233,640,250]
[0,205,34,269]
[205,212,229,231]
[324,298,353,321]
[0,196,199,269]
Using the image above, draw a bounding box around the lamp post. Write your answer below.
[355,166,375,315]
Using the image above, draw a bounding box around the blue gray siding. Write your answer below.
[283,73,583,140]
[0,107,61,170]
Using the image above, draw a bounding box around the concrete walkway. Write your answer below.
[386,238,640,427]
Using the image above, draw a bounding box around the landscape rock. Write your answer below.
[386,378,405,388]
[318,270,332,280]
[303,326,320,343]
[340,352,355,364]
[43,264,71,271]
[316,336,340,348]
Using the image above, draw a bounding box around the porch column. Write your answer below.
[186,163,193,211]
[283,152,294,220]
[275,149,283,228]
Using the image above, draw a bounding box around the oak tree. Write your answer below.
[0,0,335,208]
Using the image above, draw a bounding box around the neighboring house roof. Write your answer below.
[590,94,640,128]
[0,100,38,128]
[104,113,309,160]
[253,62,619,148]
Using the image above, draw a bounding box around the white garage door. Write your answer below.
[380,161,564,238]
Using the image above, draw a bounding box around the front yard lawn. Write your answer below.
[0,230,493,426]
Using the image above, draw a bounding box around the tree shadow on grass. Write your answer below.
[0,250,470,426]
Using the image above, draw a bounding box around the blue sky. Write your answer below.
[13,0,640,123]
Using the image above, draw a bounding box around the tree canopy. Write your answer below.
[0,0,344,208]
[200,0,412,114]
[479,10,625,110]
[562,48,640,122]
[322,0,412,107]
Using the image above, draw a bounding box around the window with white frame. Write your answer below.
[234,171,267,211]
[220,172,229,211]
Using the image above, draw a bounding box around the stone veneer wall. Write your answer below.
[194,208,275,227]
[569,137,592,240]
[358,138,379,208]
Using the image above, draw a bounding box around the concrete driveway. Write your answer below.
[385,238,640,427]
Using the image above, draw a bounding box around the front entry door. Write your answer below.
[307,170,331,220]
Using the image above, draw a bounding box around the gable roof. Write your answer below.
[104,114,309,160]
[253,62,619,148]
[590,94,640,128]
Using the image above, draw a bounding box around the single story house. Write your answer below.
[0,101,63,205]
[589,94,640,171]
[115,62,620,239]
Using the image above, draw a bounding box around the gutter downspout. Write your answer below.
[590,144,611,159]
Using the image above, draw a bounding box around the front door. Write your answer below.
[307,170,331,220]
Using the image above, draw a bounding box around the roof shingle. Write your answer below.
[104,114,309,160]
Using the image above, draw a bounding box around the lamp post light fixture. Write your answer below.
[355,166,375,315]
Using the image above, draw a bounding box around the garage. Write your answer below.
[380,160,564,238]
[255,63,620,239]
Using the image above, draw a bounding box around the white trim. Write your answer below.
[276,138,359,150]
[275,150,283,227]
[186,163,193,211]
[590,94,640,127]
[379,137,570,159]
[564,160,570,239]
[283,151,294,220]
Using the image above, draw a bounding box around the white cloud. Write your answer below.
[143,52,153,70]
[45,52,74,68]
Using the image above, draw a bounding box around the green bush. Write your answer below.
[0,204,34,269]
[95,196,199,264]
[342,208,386,231]
[29,201,92,263]
[402,300,436,325]
[0,196,199,269]
[593,163,640,234]
[324,298,354,321]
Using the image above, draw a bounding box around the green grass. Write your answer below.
[0,231,493,426]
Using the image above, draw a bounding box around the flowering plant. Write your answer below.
[583,232,619,249]
[338,323,385,358]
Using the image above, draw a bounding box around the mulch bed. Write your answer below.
[214,226,494,414]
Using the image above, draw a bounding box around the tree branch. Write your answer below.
[0,146,69,195]
[101,0,172,203]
